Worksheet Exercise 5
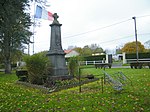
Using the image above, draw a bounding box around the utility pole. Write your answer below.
[132,16,138,63]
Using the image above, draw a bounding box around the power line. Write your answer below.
[98,35,133,44]
[63,33,150,45]
[97,33,150,46]
[63,19,131,39]
[137,14,150,19]
[138,33,150,36]
[63,15,150,39]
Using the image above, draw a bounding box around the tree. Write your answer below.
[0,0,32,74]
[0,51,3,66]
[67,46,76,50]
[73,47,83,56]
[122,41,145,53]
[82,45,92,56]
[144,40,150,52]
[73,44,104,56]
[90,44,104,54]
[11,50,22,62]
[116,48,122,54]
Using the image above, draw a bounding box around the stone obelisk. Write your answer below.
[47,13,69,78]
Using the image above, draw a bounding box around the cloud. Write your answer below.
[27,0,150,54]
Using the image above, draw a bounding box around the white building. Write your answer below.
[64,50,79,58]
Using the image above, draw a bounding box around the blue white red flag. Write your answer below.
[34,5,53,21]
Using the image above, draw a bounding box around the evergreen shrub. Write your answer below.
[68,56,79,77]
[24,52,50,85]
[68,56,83,77]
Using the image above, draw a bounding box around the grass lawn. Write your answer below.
[0,68,150,111]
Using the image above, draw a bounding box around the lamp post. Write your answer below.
[132,16,138,63]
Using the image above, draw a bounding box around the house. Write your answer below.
[113,54,123,61]
[64,50,79,58]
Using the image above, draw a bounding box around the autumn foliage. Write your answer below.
[122,41,145,53]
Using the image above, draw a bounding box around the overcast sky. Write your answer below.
[26,0,150,54]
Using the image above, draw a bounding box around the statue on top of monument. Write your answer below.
[52,13,60,24]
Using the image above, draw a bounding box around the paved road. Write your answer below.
[111,64,130,68]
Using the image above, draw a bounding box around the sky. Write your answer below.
[26,0,150,54]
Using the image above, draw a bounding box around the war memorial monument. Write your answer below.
[47,13,71,80]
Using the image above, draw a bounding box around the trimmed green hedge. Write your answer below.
[66,55,106,61]
[126,52,150,59]
[83,55,106,61]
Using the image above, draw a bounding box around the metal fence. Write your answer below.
[66,60,106,65]
[126,59,150,63]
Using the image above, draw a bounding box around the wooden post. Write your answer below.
[79,67,81,93]
[101,77,104,93]
[103,66,106,71]
[104,73,106,84]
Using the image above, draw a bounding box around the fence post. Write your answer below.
[101,77,104,93]
[86,61,87,65]
[104,73,106,84]
[123,52,126,64]
[78,67,81,93]
[94,61,95,65]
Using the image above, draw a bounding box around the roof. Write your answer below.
[64,50,72,54]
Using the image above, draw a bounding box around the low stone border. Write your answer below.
[16,78,99,93]
[16,81,49,93]
[49,78,99,93]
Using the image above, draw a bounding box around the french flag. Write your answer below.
[34,5,53,21]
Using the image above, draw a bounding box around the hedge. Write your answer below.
[66,55,106,62]
[126,52,150,59]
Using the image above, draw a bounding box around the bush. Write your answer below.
[68,56,82,77]
[68,57,78,77]
[24,52,50,85]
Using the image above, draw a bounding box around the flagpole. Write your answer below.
[32,0,53,55]
[32,0,36,54]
